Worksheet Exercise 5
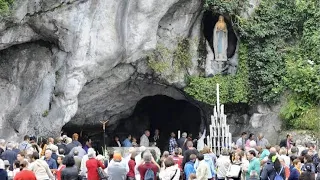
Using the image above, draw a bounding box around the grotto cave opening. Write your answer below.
[111,95,203,151]
[202,11,238,58]
[62,94,203,152]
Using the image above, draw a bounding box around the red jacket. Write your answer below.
[14,170,37,180]
[56,165,66,180]
[86,158,105,180]
[127,159,136,177]
[138,162,159,180]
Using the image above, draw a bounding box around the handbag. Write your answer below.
[98,167,108,179]
[226,164,241,178]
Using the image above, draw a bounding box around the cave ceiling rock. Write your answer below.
[0,0,203,140]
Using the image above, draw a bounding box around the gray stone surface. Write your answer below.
[0,0,203,141]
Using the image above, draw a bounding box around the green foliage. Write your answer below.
[202,0,320,130]
[0,0,13,14]
[148,38,194,79]
[42,110,49,117]
[204,0,248,16]
[184,44,249,105]
[280,95,320,130]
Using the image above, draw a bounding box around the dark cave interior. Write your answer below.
[63,95,203,152]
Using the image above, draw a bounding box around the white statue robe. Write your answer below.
[213,25,228,61]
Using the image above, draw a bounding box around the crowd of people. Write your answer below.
[0,130,319,180]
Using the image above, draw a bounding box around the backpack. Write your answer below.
[274,166,284,180]
[313,153,320,172]
[144,168,155,180]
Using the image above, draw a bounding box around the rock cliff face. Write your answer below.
[0,0,282,143]
[0,0,203,140]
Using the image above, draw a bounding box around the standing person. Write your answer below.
[245,133,255,148]
[279,147,291,167]
[0,159,8,180]
[110,136,122,147]
[83,138,92,153]
[29,152,54,180]
[184,154,197,180]
[73,151,82,172]
[86,150,105,180]
[280,134,294,150]
[40,139,48,157]
[69,144,86,158]
[260,153,285,180]
[177,132,187,153]
[171,148,183,172]
[127,152,136,180]
[44,150,57,170]
[1,142,17,171]
[153,129,160,146]
[137,151,160,180]
[195,153,208,180]
[169,132,178,155]
[256,133,269,148]
[71,133,82,147]
[236,132,247,150]
[216,149,231,180]
[196,129,206,152]
[56,137,67,154]
[140,130,150,147]
[0,140,5,156]
[122,135,133,147]
[289,159,301,180]
[55,156,65,180]
[132,137,138,147]
[107,153,128,180]
[195,147,215,180]
[159,157,180,180]
[182,141,198,168]
[13,160,36,180]
[79,148,95,177]
[65,138,76,155]
[245,150,260,180]
[18,135,31,152]
[61,155,79,180]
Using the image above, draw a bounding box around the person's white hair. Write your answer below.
[143,151,152,162]
[66,137,72,144]
[87,148,96,158]
[45,149,52,155]
[182,132,187,138]
[139,146,146,152]
[249,140,256,148]
[0,139,5,146]
[96,155,104,161]
[6,142,13,149]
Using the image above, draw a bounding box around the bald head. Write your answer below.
[270,147,277,154]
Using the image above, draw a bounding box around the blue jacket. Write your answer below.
[184,161,196,179]
[122,139,132,147]
[0,169,8,180]
[288,165,300,180]
[260,160,285,180]
[45,157,57,169]
[1,149,17,171]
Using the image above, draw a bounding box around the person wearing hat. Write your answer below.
[0,159,8,180]
[106,153,128,179]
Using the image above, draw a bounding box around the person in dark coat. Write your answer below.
[260,153,285,180]
[279,134,294,149]
[0,142,17,171]
[109,136,121,147]
[177,132,187,152]
[61,155,80,180]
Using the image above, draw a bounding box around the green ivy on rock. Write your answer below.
[0,0,13,14]
[184,43,249,105]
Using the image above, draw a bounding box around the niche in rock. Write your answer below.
[202,11,237,58]
[112,95,202,151]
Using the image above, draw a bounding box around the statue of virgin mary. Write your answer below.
[213,15,228,61]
